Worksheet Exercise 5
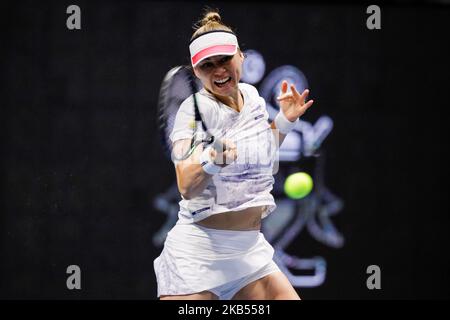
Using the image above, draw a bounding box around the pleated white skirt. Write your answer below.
[154,222,275,297]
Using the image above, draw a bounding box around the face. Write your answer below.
[193,51,244,98]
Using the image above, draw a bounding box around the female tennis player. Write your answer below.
[154,10,313,300]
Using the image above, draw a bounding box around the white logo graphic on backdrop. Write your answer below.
[241,50,266,84]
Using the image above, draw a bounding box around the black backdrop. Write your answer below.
[1,0,449,299]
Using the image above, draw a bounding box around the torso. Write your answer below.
[195,205,267,231]
[194,86,267,231]
[174,84,275,225]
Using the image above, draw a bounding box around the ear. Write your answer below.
[192,66,200,79]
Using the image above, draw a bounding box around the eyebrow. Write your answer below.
[199,55,231,67]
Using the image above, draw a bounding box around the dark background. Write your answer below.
[1,0,449,299]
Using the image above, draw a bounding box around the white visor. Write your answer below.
[189,31,238,68]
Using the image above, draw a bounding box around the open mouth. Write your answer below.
[214,77,232,87]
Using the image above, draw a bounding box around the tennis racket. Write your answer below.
[157,65,216,161]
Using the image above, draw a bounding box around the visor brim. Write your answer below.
[191,44,237,67]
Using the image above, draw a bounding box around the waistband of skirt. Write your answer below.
[166,222,262,252]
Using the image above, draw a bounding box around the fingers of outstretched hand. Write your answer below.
[292,85,309,103]
[280,80,288,94]
[300,88,310,104]
[277,92,294,101]
[278,86,312,107]
[290,84,301,100]
[278,83,303,102]
[300,99,314,114]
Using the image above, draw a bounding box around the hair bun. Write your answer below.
[201,12,222,26]
[191,9,233,41]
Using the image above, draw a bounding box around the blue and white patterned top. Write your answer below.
[170,83,278,223]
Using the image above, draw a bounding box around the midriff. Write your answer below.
[195,205,267,231]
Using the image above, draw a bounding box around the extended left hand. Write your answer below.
[277,80,314,122]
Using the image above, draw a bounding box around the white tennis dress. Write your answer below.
[154,83,281,298]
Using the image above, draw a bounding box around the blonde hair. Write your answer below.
[191,10,234,40]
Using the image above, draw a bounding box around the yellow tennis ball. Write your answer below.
[284,172,313,199]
